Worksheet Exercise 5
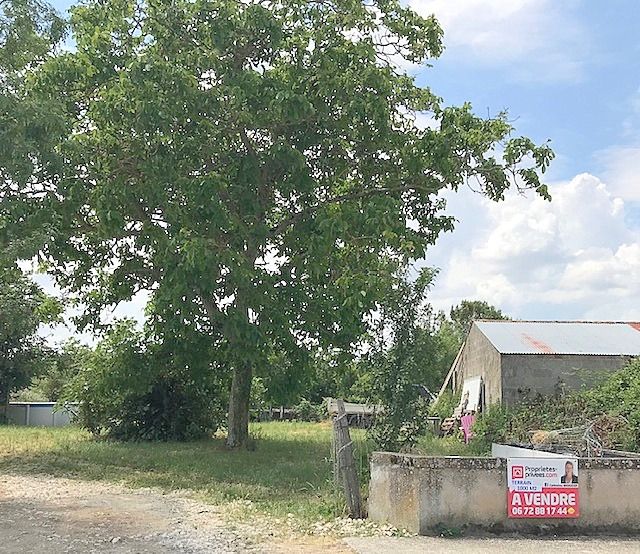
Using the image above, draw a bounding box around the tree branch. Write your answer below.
[269,181,440,237]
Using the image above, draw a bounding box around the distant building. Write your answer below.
[443,321,640,407]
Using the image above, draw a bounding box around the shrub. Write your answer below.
[366,269,440,452]
[470,403,513,449]
[63,321,226,441]
[293,398,326,422]
[249,376,269,420]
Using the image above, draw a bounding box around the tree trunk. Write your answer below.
[226,359,252,448]
[223,240,259,449]
[0,378,9,424]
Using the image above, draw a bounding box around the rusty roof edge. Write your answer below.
[474,320,640,356]
[499,352,640,356]
[474,319,640,324]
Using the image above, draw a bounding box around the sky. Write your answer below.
[405,0,640,320]
[40,0,640,343]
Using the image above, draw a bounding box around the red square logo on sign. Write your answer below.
[511,465,524,479]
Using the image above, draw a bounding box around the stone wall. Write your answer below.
[369,452,640,534]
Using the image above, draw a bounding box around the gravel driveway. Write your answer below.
[5,473,640,553]
[0,473,259,553]
[345,535,640,553]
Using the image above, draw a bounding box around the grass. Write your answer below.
[0,421,373,524]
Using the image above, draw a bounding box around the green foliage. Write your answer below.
[305,352,363,405]
[0,266,61,412]
[430,317,463,388]
[358,285,505,452]
[472,359,640,452]
[2,0,554,446]
[0,0,69,263]
[249,375,268,416]
[254,348,314,407]
[449,299,508,340]
[292,398,326,422]
[0,0,66,71]
[63,321,226,441]
[366,269,439,451]
[18,339,91,401]
[429,390,459,419]
[470,403,514,448]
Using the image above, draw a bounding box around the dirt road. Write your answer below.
[0,473,349,553]
[4,473,640,553]
[0,473,259,553]
[345,536,640,553]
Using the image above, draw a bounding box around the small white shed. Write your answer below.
[7,402,76,427]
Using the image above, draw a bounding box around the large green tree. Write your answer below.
[1,0,553,446]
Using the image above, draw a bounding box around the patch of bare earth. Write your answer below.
[0,473,353,553]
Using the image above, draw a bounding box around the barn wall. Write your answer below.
[452,324,502,405]
[500,354,633,406]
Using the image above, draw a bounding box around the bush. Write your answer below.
[249,376,269,420]
[366,269,441,452]
[293,398,326,422]
[470,403,513,449]
[63,321,226,441]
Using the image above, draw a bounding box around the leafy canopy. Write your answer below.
[1,0,553,442]
[17,338,92,401]
[450,299,508,339]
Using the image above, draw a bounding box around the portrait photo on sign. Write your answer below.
[560,460,578,484]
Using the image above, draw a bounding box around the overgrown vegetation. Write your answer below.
[364,269,437,452]
[473,358,640,452]
[62,321,227,441]
[0,421,372,523]
[429,390,459,420]
[16,339,91,402]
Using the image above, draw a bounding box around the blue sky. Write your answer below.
[407,0,640,321]
[422,2,640,181]
[41,0,640,342]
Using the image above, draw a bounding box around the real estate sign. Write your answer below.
[507,458,579,518]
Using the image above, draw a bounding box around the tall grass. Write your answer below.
[0,421,373,523]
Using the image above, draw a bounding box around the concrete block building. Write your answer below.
[445,321,640,407]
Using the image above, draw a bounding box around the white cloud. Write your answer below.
[597,146,640,201]
[426,173,640,320]
[409,0,587,82]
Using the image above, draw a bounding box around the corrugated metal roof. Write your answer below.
[474,321,640,356]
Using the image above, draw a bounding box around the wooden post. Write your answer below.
[333,398,363,518]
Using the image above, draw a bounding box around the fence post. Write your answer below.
[333,398,363,518]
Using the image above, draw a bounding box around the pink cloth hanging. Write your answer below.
[460,414,476,444]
